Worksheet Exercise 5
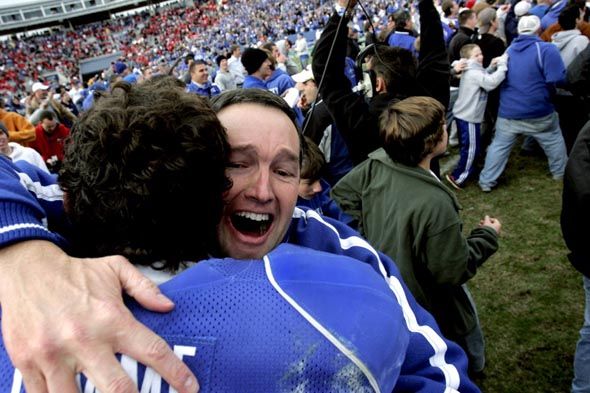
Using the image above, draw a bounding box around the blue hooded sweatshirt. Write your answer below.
[499,35,565,119]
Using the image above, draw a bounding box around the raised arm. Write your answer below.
[311,0,381,164]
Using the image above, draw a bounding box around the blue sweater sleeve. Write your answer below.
[0,156,67,248]
[542,44,566,85]
[285,207,480,392]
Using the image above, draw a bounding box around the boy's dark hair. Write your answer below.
[39,110,55,122]
[300,136,326,181]
[559,4,581,30]
[370,46,418,98]
[458,9,475,26]
[59,78,231,271]
[210,88,306,166]
[380,96,446,166]
[460,43,479,59]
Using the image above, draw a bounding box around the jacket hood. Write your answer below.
[509,34,541,52]
[368,148,462,210]
[551,29,582,50]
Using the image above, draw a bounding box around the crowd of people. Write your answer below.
[0,0,589,390]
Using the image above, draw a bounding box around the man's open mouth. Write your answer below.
[231,211,273,236]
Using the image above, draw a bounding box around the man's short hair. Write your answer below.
[59,78,231,270]
[458,9,476,26]
[260,42,277,53]
[394,10,411,29]
[442,0,456,16]
[210,89,306,166]
[460,43,479,59]
[379,96,446,166]
[230,44,241,55]
[300,136,325,181]
[39,110,55,122]
[370,45,418,97]
[559,4,581,30]
[189,59,207,74]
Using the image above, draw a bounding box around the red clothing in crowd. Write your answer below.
[30,123,70,161]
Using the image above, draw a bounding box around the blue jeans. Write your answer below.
[479,112,567,189]
[573,276,590,393]
[453,285,485,373]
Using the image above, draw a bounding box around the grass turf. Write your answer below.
[441,146,582,392]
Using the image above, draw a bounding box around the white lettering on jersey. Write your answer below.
[10,369,22,393]
[8,345,198,392]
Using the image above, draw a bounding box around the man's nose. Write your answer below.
[245,168,274,203]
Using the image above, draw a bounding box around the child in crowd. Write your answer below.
[332,96,501,373]
[447,44,508,189]
[296,136,355,228]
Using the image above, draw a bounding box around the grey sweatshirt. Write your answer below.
[552,29,590,68]
[452,57,508,123]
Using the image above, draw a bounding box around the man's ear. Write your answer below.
[375,76,387,94]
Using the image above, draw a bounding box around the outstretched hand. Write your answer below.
[480,215,502,235]
[0,240,199,393]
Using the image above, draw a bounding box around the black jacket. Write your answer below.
[312,0,449,165]
[561,119,590,278]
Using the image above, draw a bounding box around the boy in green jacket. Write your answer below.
[332,96,501,374]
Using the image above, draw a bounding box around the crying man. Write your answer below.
[213,90,302,260]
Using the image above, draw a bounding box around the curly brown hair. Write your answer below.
[60,78,231,271]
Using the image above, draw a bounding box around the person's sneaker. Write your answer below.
[445,173,462,190]
[479,184,492,192]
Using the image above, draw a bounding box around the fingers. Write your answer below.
[19,368,48,393]
[116,320,199,393]
[80,350,139,393]
[45,367,82,393]
[105,256,175,312]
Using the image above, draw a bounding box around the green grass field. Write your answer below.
[440,145,582,392]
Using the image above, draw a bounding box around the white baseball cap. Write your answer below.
[32,82,49,93]
[292,65,314,83]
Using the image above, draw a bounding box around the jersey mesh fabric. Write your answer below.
[0,258,374,393]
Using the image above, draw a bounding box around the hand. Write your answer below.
[337,0,357,10]
[0,241,199,393]
[453,59,467,74]
[480,215,502,235]
[276,52,287,64]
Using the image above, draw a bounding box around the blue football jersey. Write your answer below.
[1,244,410,392]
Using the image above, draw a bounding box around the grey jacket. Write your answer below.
[453,58,507,123]
[552,29,590,68]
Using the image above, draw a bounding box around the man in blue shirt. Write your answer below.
[186,60,221,98]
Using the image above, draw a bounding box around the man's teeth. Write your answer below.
[235,212,270,221]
